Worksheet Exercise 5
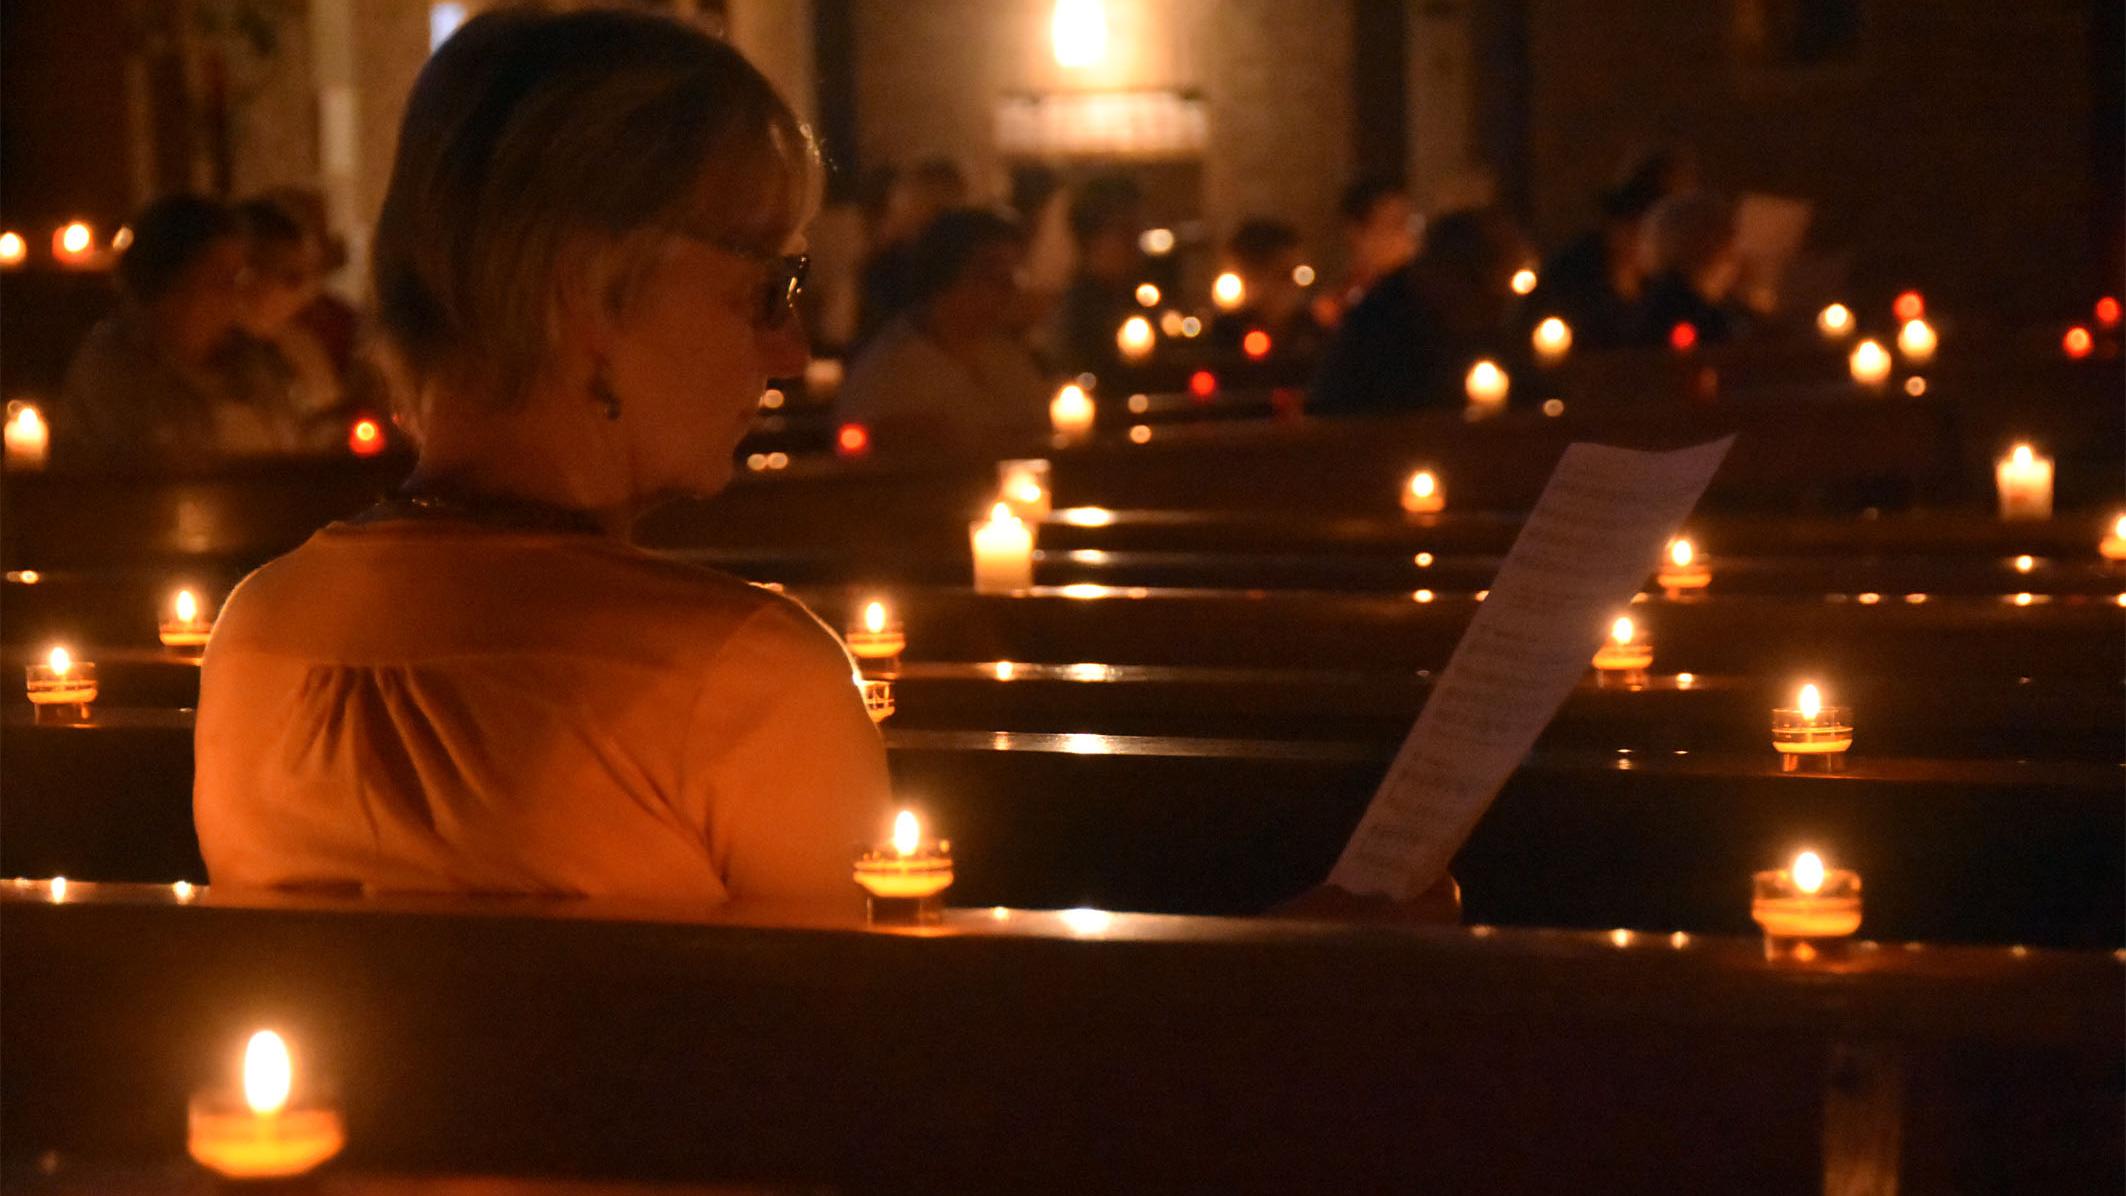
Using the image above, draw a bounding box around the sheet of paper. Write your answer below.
[1329,436,1735,898]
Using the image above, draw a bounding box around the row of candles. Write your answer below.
[0,220,120,270]
[128,820,1857,1185]
[2,402,393,469]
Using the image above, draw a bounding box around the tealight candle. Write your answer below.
[1464,359,1509,417]
[188,1030,345,1180]
[852,810,954,924]
[1751,850,1862,959]
[1815,302,1854,339]
[0,231,24,268]
[970,502,1035,593]
[1848,339,1892,390]
[1049,383,1095,445]
[1994,443,2054,521]
[996,458,1052,520]
[26,646,96,723]
[1590,615,1653,687]
[1400,469,1444,515]
[158,588,214,652]
[860,678,895,723]
[1771,683,1853,772]
[2100,514,2126,562]
[1211,271,1245,311]
[1509,267,1537,296]
[845,599,906,675]
[1116,315,1155,362]
[52,220,95,267]
[1530,317,1572,365]
[5,403,49,469]
[1656,537,1710,598]
[1896,317,1937,365]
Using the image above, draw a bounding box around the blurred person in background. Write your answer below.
[59,194,306,463]
[837,207,1049,455]
[257,185,361,376]
[853,156,969,347]
[1309,207,1531,416]
[1317,177,1421,328]
[1521,146,1696,350]
[1632,191,1746,348]
[1210,218,1328,360]
[1049,173,1145,377]
[232,198,343,444]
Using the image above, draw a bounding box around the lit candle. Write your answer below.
[1815,302,1853,339]
[860,678,895,723]
[1211,271,1245,311]
[51,220,94,267]
[844,599,906,674]
[852,809,954,924]
[1892,290,1924,321]
[188,1030,344,1180]
[1531,317,1572,365]
[1993,443,2054,521]
[996,458,1052,520]
[1590,615,1653,687]
[158,588,214,652]
[1771,683,1853,772]
[1509,267,1537,296]
[1751,850,1862,958]
[0,231,24,268]
[1049,383,1095,444]
[1400,468,1444,515]
[1895,317,1937,365]
[1134,282,1161,307]
[5,402,49,469]
[1464,359,1509,418]
[970,502,1035,593]
[2100,514,2126,562]
[26,646,96,723]
[1848,339,1892,390]
[1656,537,1710,598]
[1116,315,1155,363]
[803,356,845,400]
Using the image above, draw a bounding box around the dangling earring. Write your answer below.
[589,361,622,421]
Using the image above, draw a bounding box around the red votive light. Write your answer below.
[2096,297,2121,329]
[1188,370,1217,400]
[347,416,385,457]
[2063,326,2093,360]
[1668,322,1698,353]
[835,422,871,458]
[1892,290,1924,321]
[1242,329,1271,360]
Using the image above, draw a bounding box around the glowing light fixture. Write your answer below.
[1051,0,1107,69]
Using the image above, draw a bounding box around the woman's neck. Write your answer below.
[410,389,637,539]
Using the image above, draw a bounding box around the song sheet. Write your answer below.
[1329,437,1735,898]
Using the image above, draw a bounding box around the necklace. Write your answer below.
[352,481,608,537]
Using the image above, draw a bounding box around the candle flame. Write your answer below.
[1011,478,1043,503]
[174,589,199,624]
[1117,315,1153,352]
[243,1030,293,1115]
[2114,515,2126,540]
[1791,851,1826,896]
[1464,359,1507,401]
[0,231,23,265]
[8,404,45,437]
[1211,271,1245,310]
[1897,317,1937,357]
[1668,538,1694,568]
[891,810,920,858]
[1134,283,1160,307]
[1610,616,1635,646]
[1817,303,1852,334]
[1509,267,1537,295]
[988,501,1015,525]
[47,646,71,676]
[1409,470,1436,499]
[862,601,887,634]
[1849,339,1890,381]
[1532,317,1571,354]
[2010,443,2034,467]
[58,221,91,255]
[1797,683,1822,720]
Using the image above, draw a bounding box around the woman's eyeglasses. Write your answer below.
[692,232,808,329]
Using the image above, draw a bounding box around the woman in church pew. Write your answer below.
[191,7,891,902]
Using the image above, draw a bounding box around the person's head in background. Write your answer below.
[1642,191,1739,302]
[1068,173,1144,285]
[257,185,349,279]
[881,157,968,244]
[1008,162,1064,224]
[1224,219,1308,326]
[906,207,1032,343]
[116,194,247,367]
[370,5,818,523]
[1595,145,1697,298]
[1410,207,1532,336]
[1338,178,1420,289]
[235,198,321,339]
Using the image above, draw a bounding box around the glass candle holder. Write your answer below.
[2099,515,2126,563]
[1656,539,1710,598]
[1400,470,1444,515]
[26,657,96,723]
[861,679,895,724]
[845,605,906,677]
[158,589,213,652]
[1751,857,1862,961]
[854,825,954,926]
[188,1031,344,1181]
[1771,702,1854,772]
[1590,618,1653,688]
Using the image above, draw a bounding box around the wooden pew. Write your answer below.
[8,710,2118,946]
[4,885,2118,1192]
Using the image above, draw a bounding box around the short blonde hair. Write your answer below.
[372,4,818,411]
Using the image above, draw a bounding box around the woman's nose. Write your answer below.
[758,315,810,378]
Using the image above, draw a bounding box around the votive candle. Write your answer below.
[188,1030,344,1180]
[1771,683,1853,772]
[853,810,954,924]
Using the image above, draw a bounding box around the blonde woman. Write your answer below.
[195,6,887,902]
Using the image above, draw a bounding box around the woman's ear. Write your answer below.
[549,233,621,364]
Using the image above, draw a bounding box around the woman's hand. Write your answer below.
[1267,873,1462,927]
